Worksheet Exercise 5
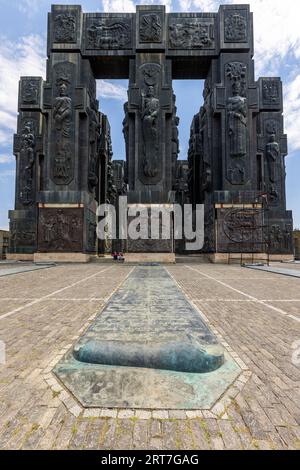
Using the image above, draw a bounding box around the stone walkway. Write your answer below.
[0,263,299,450]
[245,265,300,278]
[0,265,53,278]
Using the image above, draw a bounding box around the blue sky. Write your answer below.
[0,0,299,230]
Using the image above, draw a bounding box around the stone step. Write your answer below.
[91,256,115,264]
[175,255,211,264]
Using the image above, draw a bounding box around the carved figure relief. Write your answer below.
[169,20,214,49]
[172,113,180,170]
[226,62,248,185]
[106,128,117,205]
[138,63,162,181]
[52,63,74,185]
[19,120,36,206]
[87,19,131,49]
[143,65,160,86]
[171,95,180,182]
[269,225,284,252]
[139,13,162,43]
[262,80,280,106]
[199,87,212,195]
[88,104,100,194]
[21,79,40,105]
[223,209,260,243]
[54,13,76,43]
[141,85,160,178]
[266,134,280,184]
[175,162,190,204]
[224,12,247,43]
[88,221,97,251]
[202,163,212,193]
[39,209,83,252]
[284,224,293,252]
[112,161,127,195]
[226,62,247,92]
[122,102,129,163]
[10,220,36,251]
[227,84,247,158]
[264,120,281,204]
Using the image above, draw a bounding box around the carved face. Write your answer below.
[269,134,276,143]
[59,82,68,96]
[23,126,31,135]
[147,86,155,98]
[232,81,241,95]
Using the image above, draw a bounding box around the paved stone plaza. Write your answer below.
[0,262,299,450]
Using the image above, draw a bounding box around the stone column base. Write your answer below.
[209,253,294,264]
[125,253,175,264]
[34,253,91,263]
[6,254,34,262]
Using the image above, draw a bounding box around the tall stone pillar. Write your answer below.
[202,5,264,256]
[257,77,293,254]
[188,4,293,258]
[127,52,175,202]
[124,5,177,204]
[9,77,44,259]
[35,5,100,260]
[125,5,176,258]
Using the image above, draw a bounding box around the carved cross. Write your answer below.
[213,83,259,113]
[128,85,172,113]
[43,85,87,112]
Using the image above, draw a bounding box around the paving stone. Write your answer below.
[189,419,211,450]
[152,411,169,420]
[133,420,150,450]
[150,419,163,439]
[83,409,101,418]
[101,409,118,419]
[84,419,107,450]
[111,419,134,450]
[53,415,76,450]
[218,420,243,450]
[168,410,187,420]
[68,419,89,450]
[148,438,164,450]
[69,405,82,418]
[162,421,180,449]
[117,410,135,419]
[276,427,300,450]
[22,425,45,450]
[0,264,299,450]
[99,419,117,450]
[135,410,152,420]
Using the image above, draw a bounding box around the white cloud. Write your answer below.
[101,0,136,13]
[284,75,300,154]
[101,0,172,13]
[2,0,300,155]
[178,0,300,76]
[16,0,41,18]
[179,0,218,11]
[97,80,128,101]
[0,34,46,148]
[178,0,300,153]
[0,23,127,153]
[138,0,172,12]
[0,155,13,164]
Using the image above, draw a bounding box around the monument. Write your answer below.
[8,4,293,262]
